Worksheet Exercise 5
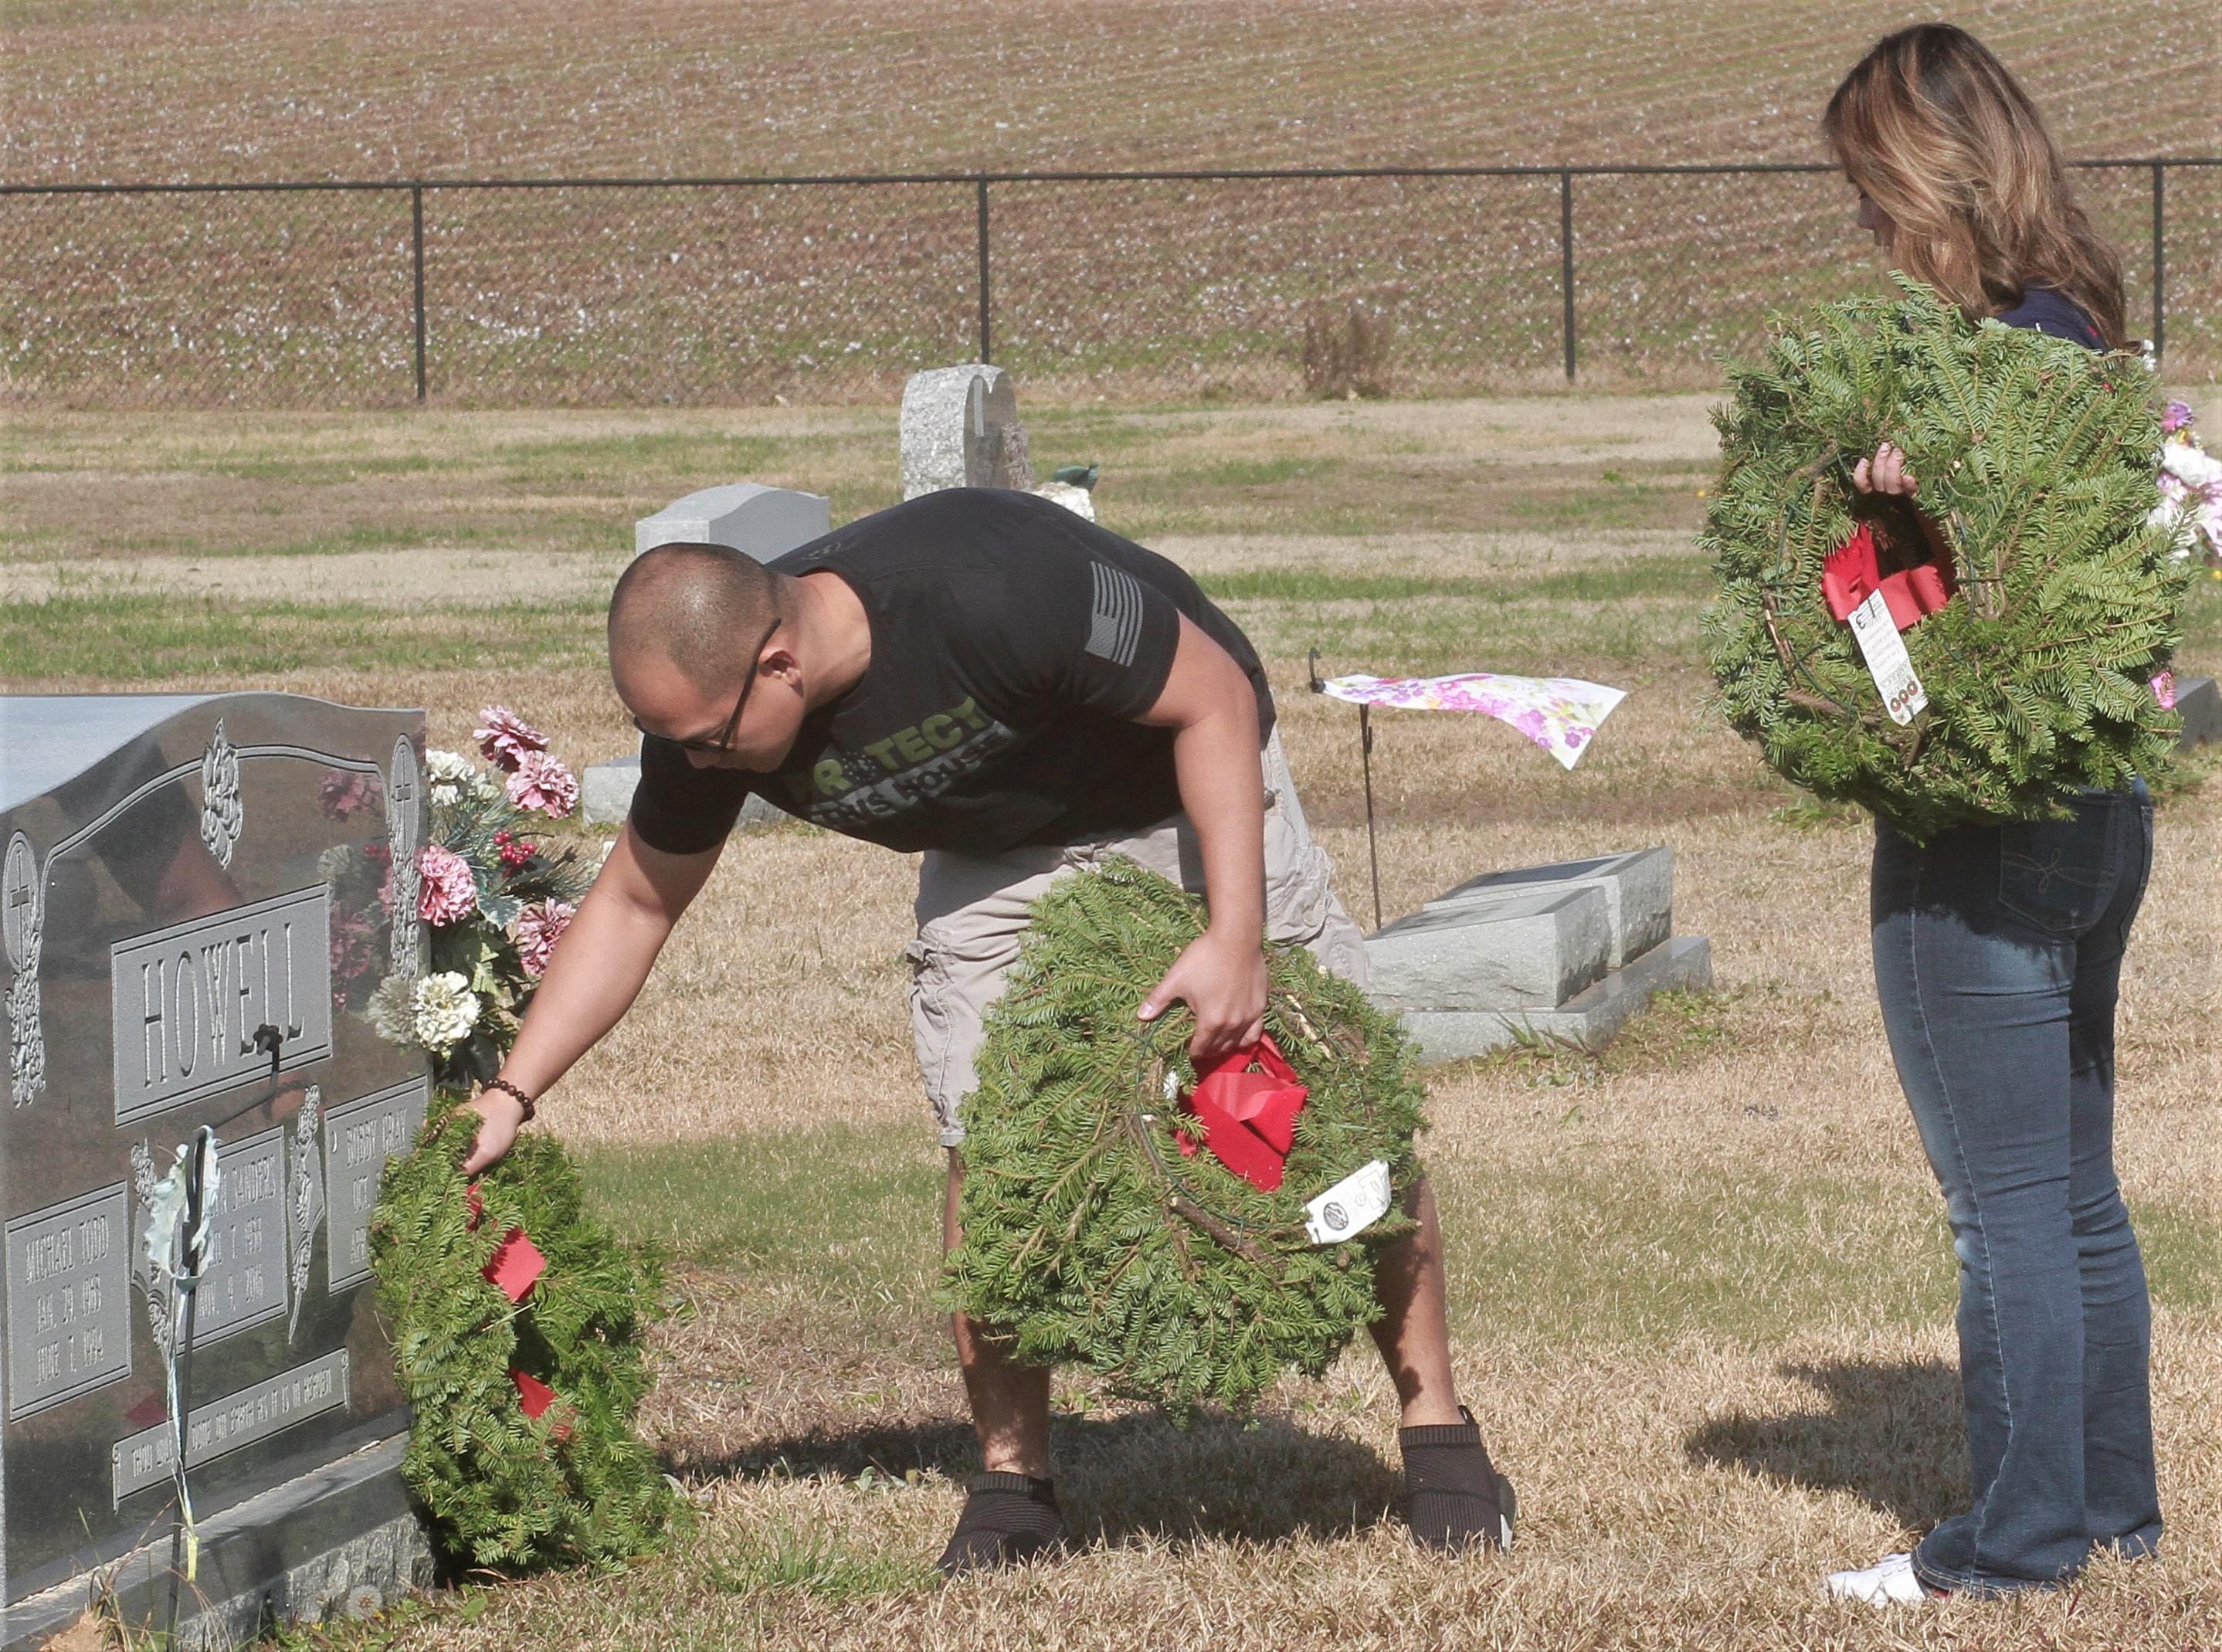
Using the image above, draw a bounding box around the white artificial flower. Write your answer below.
[366,972,420,1045]
[423,748,500,805]
[2160,439,2222,491]
[410,972,481,1053]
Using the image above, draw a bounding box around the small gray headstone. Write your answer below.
[1365,885,1610,1012]
[1425,846,1672,970]
[581,755,788,833]
[2175,673,2218,747]
[634,482,830,562]
[900,365,1033,499]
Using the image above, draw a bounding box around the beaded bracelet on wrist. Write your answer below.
[482,1078,537,1122]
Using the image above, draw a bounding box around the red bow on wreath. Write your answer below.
[466,1183,558,1423]
[1175,1034,1309,1192]
[1822,522,1956,633]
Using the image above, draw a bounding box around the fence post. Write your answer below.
[975,176,992,365]
[2149,161,2166,363]
[1559,169,1576,382]
[410,184,428,404]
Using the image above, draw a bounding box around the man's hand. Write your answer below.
[1138,928,1269,1062]
[1853,440,1918,497]
[461,1089,527,1175]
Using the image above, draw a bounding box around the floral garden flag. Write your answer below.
[1318,673,1627,769]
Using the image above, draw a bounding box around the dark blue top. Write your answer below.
[1996,284,2105,349]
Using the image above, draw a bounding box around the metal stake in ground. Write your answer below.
[1311,651,1384,931]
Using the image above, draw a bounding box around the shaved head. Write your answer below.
[609,542,792,690]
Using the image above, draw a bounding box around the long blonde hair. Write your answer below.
[1823,24,2127,346]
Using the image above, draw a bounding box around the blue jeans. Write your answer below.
[1871,782,2161,1595]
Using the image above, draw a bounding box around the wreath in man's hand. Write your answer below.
[941,857,1427,1420]
[371,1109,680,1569]
[1703,276,2188,841]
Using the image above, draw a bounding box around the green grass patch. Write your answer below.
[579,1123,942,1291]
[1199,558,1710,606]
[700,1523,935,1602]
[1,592,602,678]
[579,1109,2222,1358]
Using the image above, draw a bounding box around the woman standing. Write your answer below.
[1818,25,2163,1606]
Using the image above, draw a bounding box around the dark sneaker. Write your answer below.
[1399,1406,1516,1552]
[935,1471,1067,1576]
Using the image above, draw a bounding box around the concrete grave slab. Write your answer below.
[1,1437,432,1651]
[634,482,830,562]
[1365,885,1610,1013]
[1426,846,1672,969]
[1397,935,1715,1064]
[581,755,788,832]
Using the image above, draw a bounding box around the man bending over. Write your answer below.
[462,487,1515,1572]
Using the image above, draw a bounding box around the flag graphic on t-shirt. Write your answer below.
[1085,561,1145,667]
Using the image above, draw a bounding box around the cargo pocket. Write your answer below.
[904,936,964,1142]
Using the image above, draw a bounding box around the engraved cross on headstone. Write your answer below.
[2,835,35,970]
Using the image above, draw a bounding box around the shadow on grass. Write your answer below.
[1684,1358,1965,1528]
[693,1410,1403,1549]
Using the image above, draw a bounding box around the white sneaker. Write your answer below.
[1824,1551,1946,1606]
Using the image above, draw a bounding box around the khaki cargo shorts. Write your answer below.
[907,731,1369,1148]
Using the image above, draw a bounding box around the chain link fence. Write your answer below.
[4,162,2215,409]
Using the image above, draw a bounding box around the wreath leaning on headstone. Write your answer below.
[371,1109,681,1571]
[1703,276,2190,841]
[941,857,1427,1420]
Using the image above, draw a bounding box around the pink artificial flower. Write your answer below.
[474,706,549,772]
[330,911,378,982]
[318,770,371,819]
[512,899,576,979]
[2161,400,2193,436]
[416,843,479,926]
[505,751,579,818]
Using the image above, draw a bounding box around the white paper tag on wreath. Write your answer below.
[1304,1160,1393,1245]
[1847,589,1929,725]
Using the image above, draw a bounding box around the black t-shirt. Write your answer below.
[628,489,1274,856]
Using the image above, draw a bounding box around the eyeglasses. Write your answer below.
[634,617,782,755]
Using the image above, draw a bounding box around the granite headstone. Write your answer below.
[0,693,433,1644]
[899,365,1032,499]
[633,482,830,563]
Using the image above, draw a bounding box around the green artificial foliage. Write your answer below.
[941,858,1427,1419]
[1704,276,2189,840]
[371,1108,682,1570]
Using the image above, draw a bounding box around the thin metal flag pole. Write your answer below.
[1359,702,1382,931]
[1310,650,1384,931]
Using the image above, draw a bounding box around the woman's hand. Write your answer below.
[461,1089,527,1174]
[1854,441,1918,497]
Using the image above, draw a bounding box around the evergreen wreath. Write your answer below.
[941,858,1427,1418]
[1703,276,2189,840]
[371,1108,681,1570]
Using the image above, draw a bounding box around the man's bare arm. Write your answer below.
[1132,612,1268,1060]
[462,823,720,1171]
